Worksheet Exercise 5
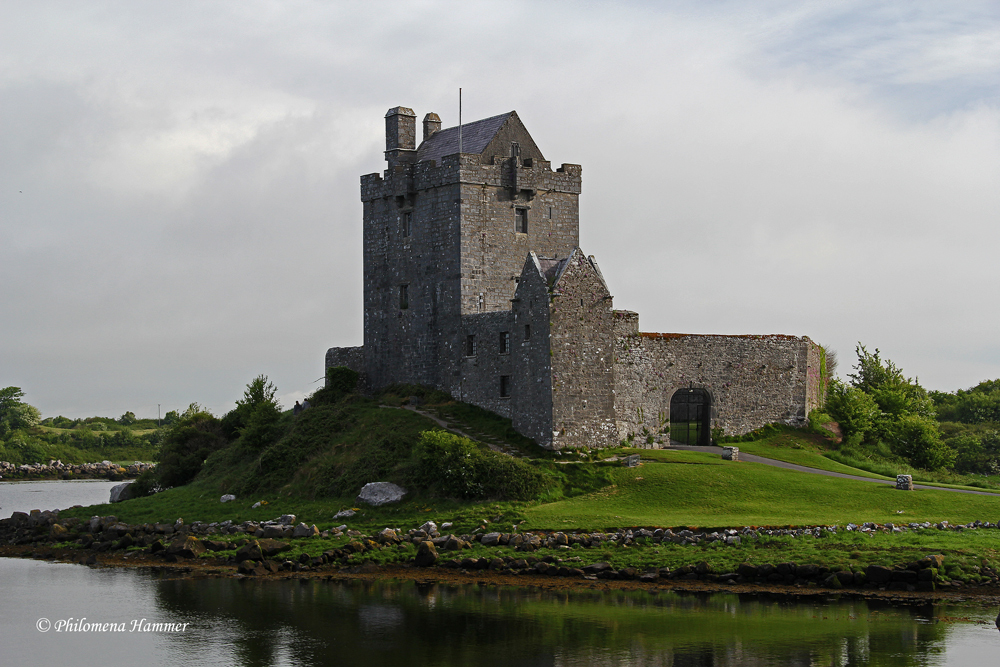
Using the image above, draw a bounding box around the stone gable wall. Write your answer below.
[548,253,618,450]
[510,258,554,445]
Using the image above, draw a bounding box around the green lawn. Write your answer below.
[524,453,1000,530]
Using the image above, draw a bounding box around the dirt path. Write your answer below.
[669,444,1000,497]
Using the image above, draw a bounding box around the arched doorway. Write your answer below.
[670,388,712,446]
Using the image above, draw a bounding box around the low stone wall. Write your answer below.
[0,460,154,481]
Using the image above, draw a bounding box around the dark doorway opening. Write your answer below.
[670,388,711,446]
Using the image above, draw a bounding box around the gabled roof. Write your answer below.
[416,112,512,164]
[528,248,610,294]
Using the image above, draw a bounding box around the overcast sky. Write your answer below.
[2,1,999,419]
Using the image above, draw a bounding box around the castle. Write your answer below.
[326,107,826,449]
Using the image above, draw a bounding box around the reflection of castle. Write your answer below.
[327,107,825,449]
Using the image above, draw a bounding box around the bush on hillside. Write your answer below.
[221,375,283,449]
[309,366,360,407]
[157,412,228,488]
[413,430,548,500]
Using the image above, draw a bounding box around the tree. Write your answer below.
[117,411,137,426]
[0,386,41,437]
[825,380,878,442]
[221,375,283,449]
[826,345,953,470]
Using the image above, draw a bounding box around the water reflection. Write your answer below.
[152,577,988,667]
[2,557,996,667]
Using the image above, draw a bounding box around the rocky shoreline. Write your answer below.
[4,509,1000,598]
[0,460,155,481]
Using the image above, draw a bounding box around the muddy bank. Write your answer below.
[4,543,999,607]
[4,510,1000,602]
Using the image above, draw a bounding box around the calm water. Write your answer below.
[2,481,999,666]
[1,558,998,666]
[0,479,121,517]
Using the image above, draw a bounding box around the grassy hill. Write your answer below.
[57,382,1000,535]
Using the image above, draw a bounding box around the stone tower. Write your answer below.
[354,107,583,397]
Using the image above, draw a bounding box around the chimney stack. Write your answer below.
[384,106,416,165]
[422,112,441,141]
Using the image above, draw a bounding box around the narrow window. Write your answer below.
[500,375,511,398]
[515,208,528,234]
[402,211,412,237]
[510,142,520,158]
[399,285,408,310]
[549,206,553,218]
[499,331,510,355]
[524,324,531,340]
[466,334,476,357]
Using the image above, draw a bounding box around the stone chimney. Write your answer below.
[385,106,416,165]
[422,112,441,141]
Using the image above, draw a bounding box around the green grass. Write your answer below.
[523,454,1000,530]
[63,450,1000,535]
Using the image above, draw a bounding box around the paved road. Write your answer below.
[668,444,1000,497]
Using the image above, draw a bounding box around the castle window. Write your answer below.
[500,331,510,354]
[500,375,511,398]
[465,334,476,357]
[402,211,412,237]
[515,208,528,234]
[524,324,531,340]
[399,285,409,310]
[510,142,520,158]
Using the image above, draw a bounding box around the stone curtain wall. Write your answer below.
[614,330,821,442]
[548,252,618,450]
[325,346,366,389]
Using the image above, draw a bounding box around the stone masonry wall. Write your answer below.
[510,256,554,446]
[360,160,463,393]
[458,157,581,315]
[325,346,366,390]
[615,326,822,443]
[548,252,618,450]
[456,311,515,418]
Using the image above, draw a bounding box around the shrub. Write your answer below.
[825,380,878,441]
[156,412,228,488]
[310,367,361,407]
[888,414,955,470]
[413,430,548,500]
[222,376,283,449]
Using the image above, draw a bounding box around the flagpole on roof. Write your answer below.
[458,87,463,155]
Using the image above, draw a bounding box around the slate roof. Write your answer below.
[415,112,513,164]
[537,256,569,285]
